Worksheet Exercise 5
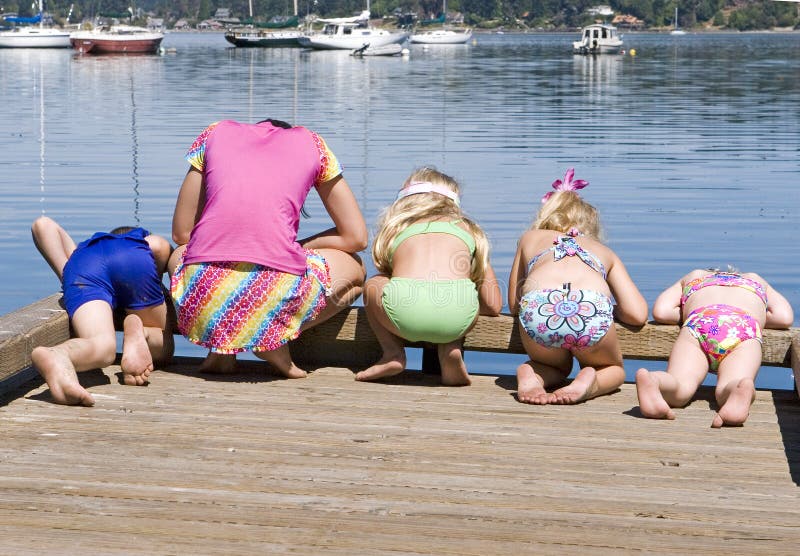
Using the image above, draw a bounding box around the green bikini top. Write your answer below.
[389,220,476,261]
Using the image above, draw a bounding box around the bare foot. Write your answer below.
[711,378,755,428]
[120,314,153,386]
[199,352,237,374]
[439,344,470,386]
[550,367,597,404]
[355,351,406,382]
[31,346,95,406]
[516,361,549,404]
[254,345,307,379]
[635,368,676,419]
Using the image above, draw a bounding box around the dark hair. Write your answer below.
[257,118,293,129]
[110,226,136,235]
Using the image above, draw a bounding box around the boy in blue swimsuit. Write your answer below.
[30,216,174,406]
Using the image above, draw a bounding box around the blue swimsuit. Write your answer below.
[518,233,614,351]
[61,228,165,318]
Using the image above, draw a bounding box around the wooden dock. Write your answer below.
[1,296,799,553]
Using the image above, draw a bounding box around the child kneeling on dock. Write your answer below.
[636,268,793,427]
[356,167,502,385]
[508,169,648,404]
[30,216,174,406]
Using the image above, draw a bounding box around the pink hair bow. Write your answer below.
[541,168,589,203]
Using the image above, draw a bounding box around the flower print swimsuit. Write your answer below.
[518,231,614,351]
[680,272,767,371]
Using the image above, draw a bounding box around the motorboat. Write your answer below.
[70,25,164,54]
[572,23,623,54]
[0,1,70,48]
[224,29,303,47]
[410,28,472,45]
[298,10,408,50]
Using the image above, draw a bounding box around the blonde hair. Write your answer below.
[372,167,491,284]
[533,191,602,240]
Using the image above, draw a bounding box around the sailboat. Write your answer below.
[410,0,472,44]
[298,1,408,50]
[0,0,71,48]
[670,7,686,35]
[224,0,304,47]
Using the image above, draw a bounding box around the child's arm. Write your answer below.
[172,167,204,245]
[477,263,502,316]
[507,237,527,315]
[606,254,649,326]
[763,282,794,329]
[299,175,368,253]
[145,235,174,275]
[650,280,683,324]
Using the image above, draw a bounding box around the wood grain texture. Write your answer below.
[0,363,798,554]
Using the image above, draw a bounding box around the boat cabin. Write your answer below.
[572,23,623,54]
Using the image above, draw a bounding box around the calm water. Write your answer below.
[1,32,798,386]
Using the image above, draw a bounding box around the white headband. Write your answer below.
[396,181,460,206]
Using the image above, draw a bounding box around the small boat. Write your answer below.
[224,29,303,48]
[298,8,408,51]
[670,7,686,35]
[0,1,70,48]
[350,43,405,57]
[409,1,472,44]
[410,28,472,45]
[70,25,164,54]
[572,23,623,55]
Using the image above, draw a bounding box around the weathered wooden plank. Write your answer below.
[792,335,800,398]
[0,365,798,554]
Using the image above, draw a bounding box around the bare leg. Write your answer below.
[439,341,470,386]
[32,300,118,406]
[711,340,761,428]
[516,360,567,404]
[356,275,407,381]
[254,344,307,379]
[635,368,675,419]
[301,248,365,330]
[199,352,237,374]
[31,216,77,280]
[120,314,153,386]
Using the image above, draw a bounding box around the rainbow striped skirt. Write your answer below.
[170,250,330,354]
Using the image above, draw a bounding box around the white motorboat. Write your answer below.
[410,28,472,45]
[0,1,70,48]
[572,23,623,54]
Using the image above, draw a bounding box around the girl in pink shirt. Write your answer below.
[169,119,367,377]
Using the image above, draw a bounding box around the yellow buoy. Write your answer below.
[629,48,637,56]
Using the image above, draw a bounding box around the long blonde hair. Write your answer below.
[372,167,491,283]
[533,191,603,240]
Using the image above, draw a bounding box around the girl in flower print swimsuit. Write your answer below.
[636,269,793,428]
[508,169,648,405]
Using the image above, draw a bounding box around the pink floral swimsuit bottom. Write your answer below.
[683,303,762,371]
[519,284,614,351]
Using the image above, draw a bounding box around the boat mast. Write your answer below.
[248,0,253,19]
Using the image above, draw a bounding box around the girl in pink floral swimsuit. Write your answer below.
[636,269,793,428]
[508,169,648,405]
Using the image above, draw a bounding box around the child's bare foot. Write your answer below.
[120,314,153,386]
[516,361,549,404]
[31,346,95,406]
[254,346,307,379]
[199,352,237,374]
[635,368,675,419]
[711,378,755,428]
[355,352,406,382]
[439,344,470,386]
[550,367,597,404]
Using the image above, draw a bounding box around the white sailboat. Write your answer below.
[670,7,686,35]
[0,0,71,48]
[410,0,472,44]
[298,2,408,50]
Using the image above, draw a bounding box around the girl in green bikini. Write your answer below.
[356,167,502,385]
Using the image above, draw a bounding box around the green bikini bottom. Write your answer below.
[382,277,479,344]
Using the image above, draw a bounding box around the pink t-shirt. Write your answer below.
[182,120,342,275]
